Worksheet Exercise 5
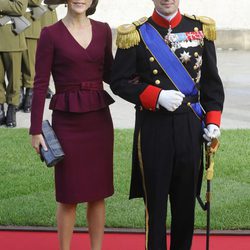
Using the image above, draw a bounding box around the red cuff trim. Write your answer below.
[139,85,161,111]
[206,111,222,127]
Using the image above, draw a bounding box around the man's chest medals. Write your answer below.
[164,26,204,53]
[164,26,204,83]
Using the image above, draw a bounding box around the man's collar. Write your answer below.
[152,9,182,28]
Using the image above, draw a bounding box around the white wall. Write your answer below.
[56,0,250,30]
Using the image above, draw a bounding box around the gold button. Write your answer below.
[153,69,158,75]
[149,108,152,111]
[155,80,160,85]
[149,57,155,62]
[194,52,199,57]
[193,65,198,70]
[194,27,199,32]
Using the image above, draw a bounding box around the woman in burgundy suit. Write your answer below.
[30,0,114,249]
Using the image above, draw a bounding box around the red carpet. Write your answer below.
[0,231,249,250]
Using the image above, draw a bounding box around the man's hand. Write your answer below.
[203,124,221,142]
[158,90,185,112]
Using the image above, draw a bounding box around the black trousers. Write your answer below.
[139,110,202,250]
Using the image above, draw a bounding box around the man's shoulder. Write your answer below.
[183,13,216,41]
[116,17,148,49]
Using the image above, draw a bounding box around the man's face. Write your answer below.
[152,0,180,16]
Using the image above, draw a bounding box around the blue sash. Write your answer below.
[139,23,204,121]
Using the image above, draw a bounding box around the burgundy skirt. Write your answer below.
[52,107,114,204]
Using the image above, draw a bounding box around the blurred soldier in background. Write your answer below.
[41,2,58,28]
[19,0,45,113]
[0,0,29,127]
[40,1,59,99]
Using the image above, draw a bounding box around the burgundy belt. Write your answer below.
[55,82,103,93]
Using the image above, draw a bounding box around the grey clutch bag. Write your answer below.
[40,120,65,167]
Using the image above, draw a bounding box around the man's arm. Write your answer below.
[200,38,225,127]
[111,46,162,110]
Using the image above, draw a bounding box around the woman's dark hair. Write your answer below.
[86,0,99,16]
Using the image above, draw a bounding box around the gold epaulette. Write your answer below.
[184,14,216,41]
[116,17,148,49]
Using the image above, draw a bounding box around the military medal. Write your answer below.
[167,25,172,37]
[194,55,203,69]
[164,25,172,44]
[165,30,204,52]
[195,70,201,83]
[179,51,191,64]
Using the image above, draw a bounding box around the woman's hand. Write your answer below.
[31,134,48,154]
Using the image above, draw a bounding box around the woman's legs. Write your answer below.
[57,199,105,250]
[57,202,77,250]
[87,199,105,250]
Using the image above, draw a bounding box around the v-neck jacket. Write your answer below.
[30,19,114,134]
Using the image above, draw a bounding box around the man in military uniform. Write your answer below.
[20,0,43,112]
[111,0,224,249]
[0,0,29,127]
[40,1,59,99]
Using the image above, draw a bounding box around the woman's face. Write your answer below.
[67,0,93,15]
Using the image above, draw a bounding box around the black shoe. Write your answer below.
[46,87,54,99]
[0,104,5,125]
[23,88,33,113]
[6,104,17,128]
[16,87,25,111]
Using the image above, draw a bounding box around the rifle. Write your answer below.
[0,16,12,26]
[0,15,31,35]
[31,5,48,20]
[11,16,31,35]
[197,138,220,250]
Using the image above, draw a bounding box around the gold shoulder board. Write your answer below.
[116,17,148,49]
[184,14,216,41]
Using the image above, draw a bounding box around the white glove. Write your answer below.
[203,124,221,142]
[157,90,185,112]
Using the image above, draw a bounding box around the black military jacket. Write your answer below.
[110,11,225,198]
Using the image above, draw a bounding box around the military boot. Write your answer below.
[23,88,33,113]
[6,104,17,128]
[0,104,5,125]
[16,87,25,111]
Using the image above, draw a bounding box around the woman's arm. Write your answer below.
[102,23,114,84]
[29,27,54,135]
